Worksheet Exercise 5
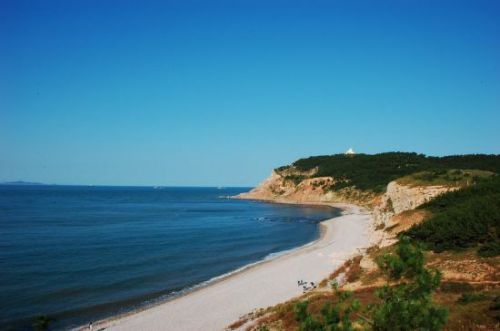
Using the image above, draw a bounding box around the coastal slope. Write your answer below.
[231,153,500,330]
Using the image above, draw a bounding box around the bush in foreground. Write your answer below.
[372,237,448,330]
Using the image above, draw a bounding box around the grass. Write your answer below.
[436,288,500,330]
[345,256,363,283]
[318,256,363,287]
[396,169,494,187]
[457,292,489,304]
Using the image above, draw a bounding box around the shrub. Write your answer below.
[457,293,488,304]
[439,282,474,293]
[371,237,448,331]
[406,176,500,253]
[294,290,359,331]
[33,315,53,331]
[478,241,500,257]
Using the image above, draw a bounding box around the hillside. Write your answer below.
[234,152,500,330]
[238,152,499,207]
[406,175,500,255]
[279,152,500,193]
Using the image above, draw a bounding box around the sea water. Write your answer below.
[0,186,339,330]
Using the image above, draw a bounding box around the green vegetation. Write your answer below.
[292,238,447,331]
[371,237,448,331]
[294,287,361,331]
[278,152,500,192]
[478,240,500,257]
[405,176,500,254]
[32,315,53,331]
[396,169,493,187]
[457,292,489,305]
[284,174,307,185]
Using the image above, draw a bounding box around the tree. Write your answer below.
[371,237,448,331]
[33,315,53,331]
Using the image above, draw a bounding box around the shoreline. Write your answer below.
[79,201,375,331]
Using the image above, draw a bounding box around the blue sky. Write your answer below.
[1,0,499,186]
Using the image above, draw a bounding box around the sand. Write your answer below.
[86,203,375,331]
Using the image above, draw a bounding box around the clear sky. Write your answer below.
[1,0,499,186]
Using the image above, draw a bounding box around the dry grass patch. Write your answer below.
[396,169,494,187]
[228,317,249,330]
[426,249,500,282]
[318,255,363,288]
[387,209,430,235]
[435,285,500,330]
[345,256,363,282]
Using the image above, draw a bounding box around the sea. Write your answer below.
[0,185,340,330]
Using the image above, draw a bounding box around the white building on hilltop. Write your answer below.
[345,148,356,155]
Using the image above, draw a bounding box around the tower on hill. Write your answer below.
[345,148,355,155]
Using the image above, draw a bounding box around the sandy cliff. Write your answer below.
[372,181,457,228]
[238,170,454,209]
[236,170,374,205]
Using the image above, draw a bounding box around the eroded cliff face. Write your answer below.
[373,181,457,227]
[236,171,296,201]
[388,181,457,213]
[235,170,374,205]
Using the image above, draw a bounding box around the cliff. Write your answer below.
[372,180,457,228]
[237,169,455,209]
[236,168,458,244]
[236,169,376,205]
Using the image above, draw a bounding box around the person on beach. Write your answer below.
[89,321,93,331]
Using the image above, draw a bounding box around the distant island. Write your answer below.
[0,180,45,186]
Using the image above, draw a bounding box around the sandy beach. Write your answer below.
[87,203,374,331]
